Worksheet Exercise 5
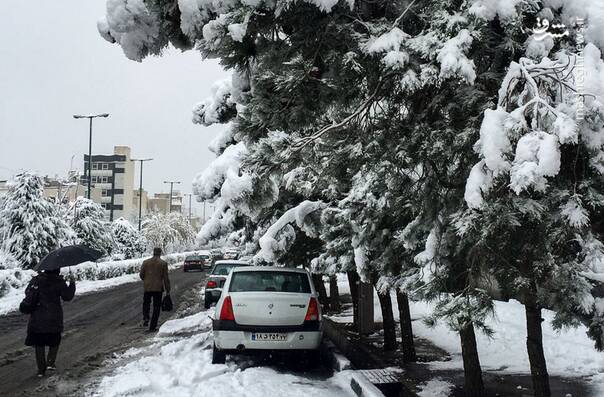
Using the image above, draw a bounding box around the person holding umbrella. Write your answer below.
[19,245,102,377]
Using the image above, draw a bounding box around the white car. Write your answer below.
[204,260,250,309]
[212,266,323,364]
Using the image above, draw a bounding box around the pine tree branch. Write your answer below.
[291,77,386,151]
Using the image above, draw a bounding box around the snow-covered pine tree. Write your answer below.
[457,3,604,395]
[0,172,75,269]
[97,1,604,394]
[68,197,114,256]
[111,217,146,259]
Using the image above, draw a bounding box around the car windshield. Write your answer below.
[229,271,311,293]
[212,264,241,276]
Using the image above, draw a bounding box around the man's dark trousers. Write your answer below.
[143,291,162,330]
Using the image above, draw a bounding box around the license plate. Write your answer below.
[251,333,288,341]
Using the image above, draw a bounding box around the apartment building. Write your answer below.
[82,146,135,221]
[147,191,183,214]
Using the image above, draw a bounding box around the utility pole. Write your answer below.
[184,193,193,222]
[131,158,153,231]
[163,180,181,213]
[73,113,109,199]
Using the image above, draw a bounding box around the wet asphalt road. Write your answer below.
[0,267,206,397]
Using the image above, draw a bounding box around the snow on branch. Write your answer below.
[192,79,237,126]
[98,0,164,62]
[465,49,604,208]
[193,142,247,201]
[254,201,327,264]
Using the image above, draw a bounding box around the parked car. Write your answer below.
[210,248,224,263]
[183,251,212,272]
[212,267,323,364]
[204,260,250,308]
[223,248,240,260]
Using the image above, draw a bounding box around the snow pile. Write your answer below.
[0,268,35,301]
[408,299,604,379]
[95,310,351,397]
[417,379,455,397]
[0,251,204,316]
[330,276,604,388]
[68,251,193,283]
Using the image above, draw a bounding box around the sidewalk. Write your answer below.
[324,295,595,396]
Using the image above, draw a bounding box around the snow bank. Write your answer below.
[95,310,351,397]
[330,275,604,389]
[417,379,455,397]
[0,251,204,316]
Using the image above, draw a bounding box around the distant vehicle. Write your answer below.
[204,260,250,309]
[212,267,323,365]
[223,248,240,260]
[210,248,224,262]
[183,252,211,272]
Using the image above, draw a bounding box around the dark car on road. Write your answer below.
[204,260,250,308]
[183,252,212,272]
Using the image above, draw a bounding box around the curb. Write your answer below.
[323,330,386,397]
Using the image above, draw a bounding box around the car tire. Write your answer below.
[183,268,188,272]
[212,344,226,364]
[204,294,212,309]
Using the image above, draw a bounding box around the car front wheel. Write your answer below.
[212,344,226,364]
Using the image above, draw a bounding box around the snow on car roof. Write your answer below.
[231,266,309,273]
[214,260,250,265]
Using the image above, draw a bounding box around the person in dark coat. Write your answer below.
[139,247,171,332]
[19,269,75,377]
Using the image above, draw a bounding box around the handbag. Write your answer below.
[161,294,173,312]
[19,278,40,314]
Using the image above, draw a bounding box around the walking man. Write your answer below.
[140,248,171,332]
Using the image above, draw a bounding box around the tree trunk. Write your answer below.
[459,322,485,397]
[525,297,551,397]
[396,290,416,362]
[329,275,341,312]
[312,273,329,311]
[377,289,397,351]
[347,271,360,329]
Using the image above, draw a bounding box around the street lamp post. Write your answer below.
[131,158,153,231]
[73,113,109,199]
[184,193,193,222]
[163,180,181,213]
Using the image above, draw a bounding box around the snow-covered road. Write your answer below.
[92,310,354,397]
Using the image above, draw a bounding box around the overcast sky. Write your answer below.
[0,1,228,214]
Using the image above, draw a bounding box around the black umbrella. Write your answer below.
[35,245,103,271]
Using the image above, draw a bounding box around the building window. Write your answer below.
[101,189,110,197]
[92,163,98,170]
[91,176,97,183]
[101,176,109,183]
[102,163,109,170]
